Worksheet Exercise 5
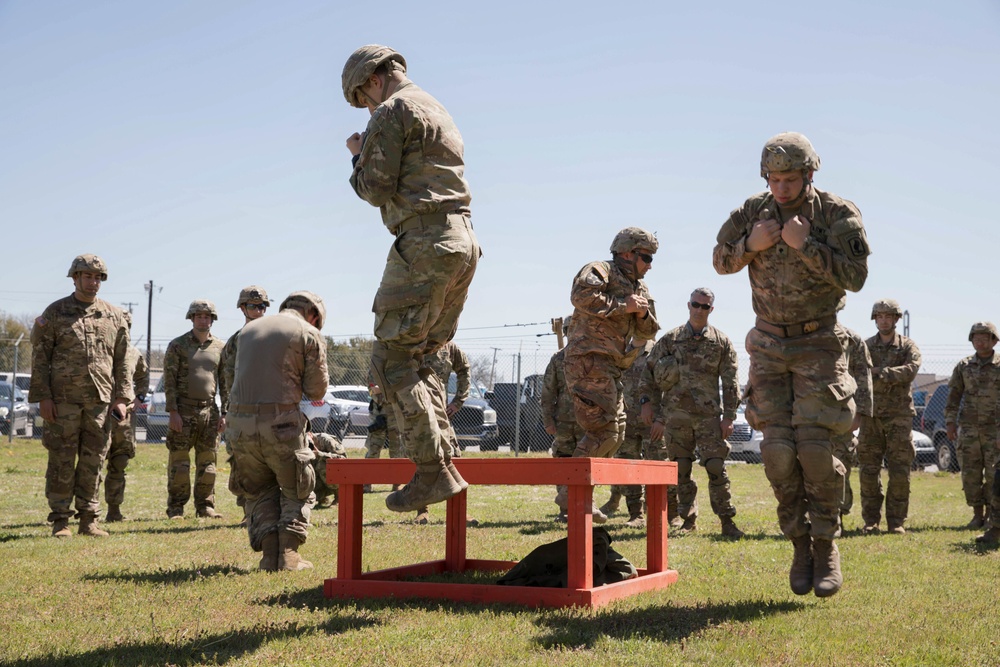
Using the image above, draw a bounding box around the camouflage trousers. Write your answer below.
[830,431,858,516]
[365,401,405,459]
[228,408,315,551]
[105,407,137,506]
[608,427,650,508]
[164,404,220,517]
[650,412,735,520]
[858,415,915,526]
[551,419,585,458]
[746,326,854,540]
[311,433,347,506]
[956,423,999,508]
[370,214,479,467]
[41,401,112,522]
[563,353,625,459]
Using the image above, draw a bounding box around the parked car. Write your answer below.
[919,384,958,472]
[0,372,37,434]
[145,375,169,441]
[324,385,369,435]
[300,392,331,434]
[485,374,547,452]
[911,429,936,470]
[0,381,31,436]
[728,405,763,463]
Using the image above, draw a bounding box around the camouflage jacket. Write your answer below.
[124,346,150,400]
[623,341,654,436]
[945,352,1000,426]
[29,295,133,405]
[219,327,243,412]
[163,331,224,412]
[565,258,659,369]
[541,349,575,430]
[865,332,921,418]
[713,186,869,325]
[229,309,329,406]
[836,326,873,417]
[425,341,470,407]
[350,80,472,234]
[640,323,740,420]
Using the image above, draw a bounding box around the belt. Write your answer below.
[755,315,837,339]
[393,212,466,237]
[228,403,299,414]
[178,397,214,408]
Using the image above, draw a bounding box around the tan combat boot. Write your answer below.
[79,514,109,537]
[278,530,313,571]
[720,516,745,539]
[414,507,430,524]
[812,538,842,598]
[624,499,645,527]
[667,497,683,529]
[52,518,72,538]
[591,503,608,524]
[967,505,985,530]
[386,463,463,512]
[197,507,224,519]
[599,489,622,517]
[861,522,880,535]
[105,504,125,523]
[789,535,813,596]
[886,519,906,535]
[679,516,697,533]
[259,532,279,572]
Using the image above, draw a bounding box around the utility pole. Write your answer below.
[489,347,501,389]
[903,310,910,338]
[121,301,138,315]
[144,280,161,368]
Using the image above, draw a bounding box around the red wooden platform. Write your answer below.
[323,457,678,609]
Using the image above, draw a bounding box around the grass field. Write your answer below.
[0,438,997,667]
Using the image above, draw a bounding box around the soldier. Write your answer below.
[364,383,405,462]
[859,299,922,535]
[562,227,660,523]
[832,325,873,522]
[713,132,869,597]
[541,316,585,522]
[639,289,744,538]
[29,254,133,537]
[104,312,150,522]
[343,45,480,514]
[601,339,658,528]
[309,432,348,508]
[227,291,329,571]
[945,322,1000,532]
[163,300,226,519]
[220,286,270,526]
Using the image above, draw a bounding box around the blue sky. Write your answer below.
[2,0,997,376]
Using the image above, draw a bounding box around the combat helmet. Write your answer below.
[67,254,108,281]
[342,45,407,108]
[968,321,999,342]
[760,132,821,178]
[610,227,659,255]
[280,291,327,330]
[870,299,903,320]
[237,285,270,308]
[186,300,218,321]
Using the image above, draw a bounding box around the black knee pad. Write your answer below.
[675,457,693,482]
[704,457,727,479]
[798,442,843,483]
[761,436,797,479]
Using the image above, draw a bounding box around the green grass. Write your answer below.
[0,438,997,666]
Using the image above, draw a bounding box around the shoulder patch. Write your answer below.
[584,271,605,287]
[845,233,868,258]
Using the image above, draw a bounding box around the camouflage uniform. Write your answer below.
[365,391,405,459]
[831,326,872,517]
[311,432,348,507]
[425,341,471,456]
[640,324,740,523]
[105,346,149,512]
[227,298,329,568]
[541,348,584,459]
[714,133,869,598]
[945,353,1000,513]
[564,257,659,459]
[30,293,133,527]
[163,330,225,517]
[859,331,921,530]
[347,50,480,503]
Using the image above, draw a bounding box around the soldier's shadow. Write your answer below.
[82,563,252,585]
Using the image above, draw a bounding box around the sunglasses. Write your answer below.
[689,301,712,310]
[636,252,654,263]
[246,304,267,311]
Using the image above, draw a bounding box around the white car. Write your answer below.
[729,405,763,463]
[323,385,370,435]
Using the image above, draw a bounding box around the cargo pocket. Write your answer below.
[228,455,244,495]
[373,281,433,342]
[293,448,317,501]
